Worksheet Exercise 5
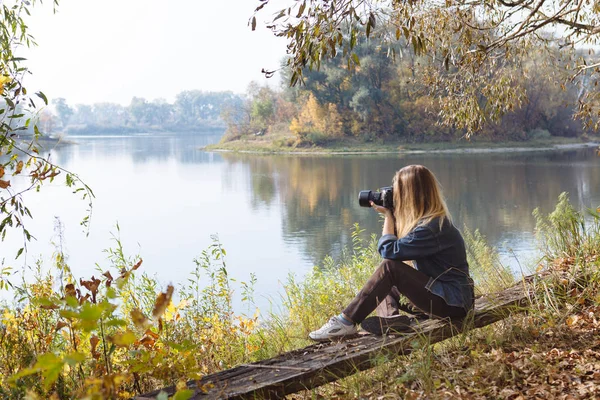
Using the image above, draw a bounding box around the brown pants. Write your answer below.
[343,259,468,323]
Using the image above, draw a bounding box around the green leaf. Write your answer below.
[15,247,23,259]
[156,392,169,400]
[65,296,79,308]
[103,318,127,328]
[369,13,376,29]
[63,352,86,365]
[60,309,79,319]
[9,352,64,389]
[36,91,48,105]
[172,390,194,400]
[296,1,306,18]
[109,329,137,347]
[9,366,40,382]
[79,302,104,320]
[274,10,286,21]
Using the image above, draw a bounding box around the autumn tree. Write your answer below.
[0,0,92,252]
[254,0,600,134]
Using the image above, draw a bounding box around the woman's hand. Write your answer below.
[370,201,393,216]
[371,201,396,236]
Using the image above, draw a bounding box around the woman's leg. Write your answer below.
[343,259,466,323]
[375,286,401,317]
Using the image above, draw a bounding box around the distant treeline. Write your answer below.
[221,36,591,146]
[44,91,244,135]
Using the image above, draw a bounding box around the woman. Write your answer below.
[309,165,474,340]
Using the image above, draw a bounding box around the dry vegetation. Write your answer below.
[1,195,599,399]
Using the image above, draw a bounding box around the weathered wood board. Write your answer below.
[138,275,540,399]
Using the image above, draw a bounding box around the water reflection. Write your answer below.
[4,134,598,313]
[55,133,225,166]
[221,149,600,268]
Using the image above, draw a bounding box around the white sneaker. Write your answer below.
[309,316,358,341]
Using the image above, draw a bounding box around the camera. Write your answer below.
[358,186,394,209]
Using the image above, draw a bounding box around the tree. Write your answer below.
[255,0,600,134]
[93,102,131,127]
[249,86,276,129]
[0,1,92,253]
[53,98,74,129]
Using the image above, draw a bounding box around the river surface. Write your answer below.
[2,132,599,313]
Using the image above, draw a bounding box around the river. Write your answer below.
[2,132,599,313]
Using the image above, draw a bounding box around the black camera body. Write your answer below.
[358,186,394,209]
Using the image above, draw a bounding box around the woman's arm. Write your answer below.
[371,201,442,260]
[378,226,439,260]
[381,210,395,236]
[370,201,395,236]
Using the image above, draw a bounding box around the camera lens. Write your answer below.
[358,190,372,207]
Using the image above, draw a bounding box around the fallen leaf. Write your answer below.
[566,315,580,327]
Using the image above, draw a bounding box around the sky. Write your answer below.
[23,0,288,105]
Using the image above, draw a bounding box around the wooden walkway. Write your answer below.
[138,275,540,399]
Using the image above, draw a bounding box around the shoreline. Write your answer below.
[202,141,600,155]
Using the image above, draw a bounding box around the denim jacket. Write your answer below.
[377,217,474,311]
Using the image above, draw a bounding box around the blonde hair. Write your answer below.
[392,165,451,237]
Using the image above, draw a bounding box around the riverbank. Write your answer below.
[1,196,599,399]
[204,135,600,155]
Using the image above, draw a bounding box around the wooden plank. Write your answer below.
[138,275,540,400]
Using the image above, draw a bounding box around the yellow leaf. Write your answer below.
[14,160,23,175]
[0,74,10,92]
[172,389,194,400]
[108,330,137,347]
[566,315,579,327]
[175,380,188,392]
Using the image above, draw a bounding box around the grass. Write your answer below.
[1,195,599,399]
[286,194,600,399]
[204,131,600,154]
